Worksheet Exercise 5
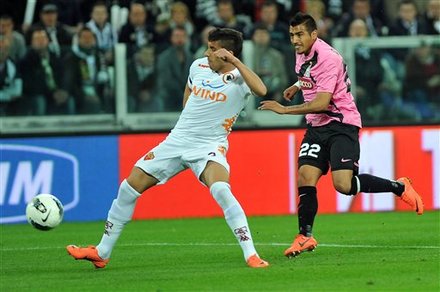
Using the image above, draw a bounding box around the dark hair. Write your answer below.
[217,0,233,6]
[92,1,108,10]
[208,27,243,56]
[252,22,269,32]
[78,27,96,39]
[290,12,317,34]
[262,0,278,9]
[399,0,417,8]
[173,25,187,33]
[0,14,13,21]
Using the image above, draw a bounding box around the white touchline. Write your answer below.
[1,242,439,252]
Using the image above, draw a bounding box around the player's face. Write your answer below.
[205,40,225,71]
[290,24,317,55]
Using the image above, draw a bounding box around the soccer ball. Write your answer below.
[26,194,64,231]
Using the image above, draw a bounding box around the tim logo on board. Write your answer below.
[0,144,79,223]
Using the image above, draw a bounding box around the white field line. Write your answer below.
[1,242,439,252]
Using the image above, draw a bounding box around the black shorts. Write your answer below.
[298,122,360,175]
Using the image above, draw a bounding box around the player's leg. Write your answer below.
[67,167,158,268]
[199,161,268,268]
[95,167,159,258]
[284,164,321,258]
[329,125,423,215]
[297,165,322,237]
[67,138,186,268]
[284,129,327,258]
[334,171,423,214]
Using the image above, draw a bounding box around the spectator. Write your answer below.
[86,2,118,55]
[194,0,220,29]
[424,0,440,35]
[251,0,294,83]
[153,14,172,55]
[248,24,287,105]
[388,0,429,63]
[212,0,252,36]
[389,0,428,36]
[0,15,26,62]
[55,0,84,35]
[306,0,334,43]
[169,1,194,39]
[403,43,440,119]
[333,0,384,37]
[0,35,23,116]
[28,3,72,57]
[193,25,215,59]
[348,19,421,122]
[64,27,112,114]
[348,19,384,119]
[127,46,162,112]
[156,26,192,111]
[154,1,199,52]
[252,0,289,50]
[20,28,73,115]
[119,3,155,54]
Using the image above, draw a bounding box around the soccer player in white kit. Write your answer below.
[67,28,269,268]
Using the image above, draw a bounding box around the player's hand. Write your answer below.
[283,84,299,101]
[258,100,286,114]
[213,48,238,64]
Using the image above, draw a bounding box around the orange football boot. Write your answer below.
[397,177,424,215]
[246,254,269,268]
[66,245,109,269]
[284,234,318,258]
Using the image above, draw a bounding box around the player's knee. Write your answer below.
[298,170,314,186]
[210,181,238,210]
[333,182,351,195]
[333,179,352,195]
[334,176,359,196]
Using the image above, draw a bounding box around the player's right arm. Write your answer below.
[283,81,301,101]
[259,91,332,114]
[182,84,191,108]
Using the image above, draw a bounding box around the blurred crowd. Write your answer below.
[0,0,439,122]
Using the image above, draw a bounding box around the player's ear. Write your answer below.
[311,30,318,40]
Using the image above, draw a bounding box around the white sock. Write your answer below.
[210,181,257,261]
[96,179,140,259]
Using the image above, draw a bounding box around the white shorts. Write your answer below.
[135,135,230,185]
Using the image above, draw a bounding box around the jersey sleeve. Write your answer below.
[187,59,200,88]
[235,74,252,97]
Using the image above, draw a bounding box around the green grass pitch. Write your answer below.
[1,211,439,291]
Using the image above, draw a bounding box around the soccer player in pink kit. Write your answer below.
[259,12,424,258]
[67,28,269,268]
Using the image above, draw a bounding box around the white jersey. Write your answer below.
[170,57,251,144]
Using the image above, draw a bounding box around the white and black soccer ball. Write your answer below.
[26,194,64,231]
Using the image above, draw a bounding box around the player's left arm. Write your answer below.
[258,92,332,114]
[182,84,192,108]
[214,48,267,97]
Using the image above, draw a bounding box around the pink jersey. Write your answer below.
[295,38,362,128]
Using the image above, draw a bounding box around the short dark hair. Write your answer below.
[399,0,417,9]
[208,27,243,57]
[262,0,278,9]
[92,1,108,10]
[78,27,96,39]
[290,12,317,34]
[0,14,13,22]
